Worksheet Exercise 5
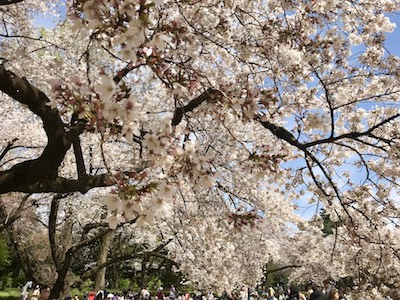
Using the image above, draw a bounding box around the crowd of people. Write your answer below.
[245,282,399,300]
[20,281,398,300]
[260,283,341,300]
[21,284,187,300]
[22,284,51,300]
[232,283,341,300]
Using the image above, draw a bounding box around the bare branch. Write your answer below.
[0,33,66,50]
[303,113,400,148]
[82,238,173,280]
[0,138,17,162]
[0,193,31,232]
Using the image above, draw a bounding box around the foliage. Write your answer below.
[117,279,131,291]
[0,288,20,299]
[0,235,9,270]
[0,235,10,290]
[320,209,342,237]
[81,280,94,291]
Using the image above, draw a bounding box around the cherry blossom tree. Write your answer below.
[1,0,400,298]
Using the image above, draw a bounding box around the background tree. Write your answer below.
[0,234,10,290]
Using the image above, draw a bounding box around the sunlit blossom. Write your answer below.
[103,194,122,212]
[95,75,116,103]
[104,215,119,229]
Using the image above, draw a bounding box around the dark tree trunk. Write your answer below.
[50,249,74,300]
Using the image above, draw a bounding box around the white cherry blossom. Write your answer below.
[95,75,116,103]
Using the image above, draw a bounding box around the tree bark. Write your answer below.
[51,248,74,300]
[95,231,113,291]
[59,219,74,300]
[140,256,148,288]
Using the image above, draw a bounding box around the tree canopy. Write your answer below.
[1,0,400,299]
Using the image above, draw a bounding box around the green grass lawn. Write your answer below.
[0,288,20,299]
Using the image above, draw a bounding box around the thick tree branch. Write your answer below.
[0,65,71,191]
[171,88,223,126]
[0,0,23,5]
[113,61,145,84]
[49,196,60,268]
[72,136,86,178]
[0,65,112,194]
[259,117,339,200]
[258,117,306,150]
[4,174,112,194]
[258,113,399,151]
[69,118,89,178]
[258,116,357,221]
[49,194,70,270]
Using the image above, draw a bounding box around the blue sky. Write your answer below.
[384,13,400,56]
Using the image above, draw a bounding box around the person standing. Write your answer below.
[157,287,164,300]
[169,287,176,300]
[327,289,339,300]
[309,290,327,300]
[38,285,51,300]
[141,287,150,300]
[31,285,40,300]
[268,287,276,300]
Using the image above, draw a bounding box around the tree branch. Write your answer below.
[266,264,301,274]
[2,174,113,194]
[113,61,144,84]
[81,239,172,281]
[258,117,306,150]
[0,33,66,51]
[0,65,72,191]
[0,0,23,5]
[0,138,17,162]
[0,193,30,232]
[72,135,86,179]
[0,65,112,194]
[171,88,223,126]
[303,113,400,148]
[49,194,70,270]
[49,196,60,269]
